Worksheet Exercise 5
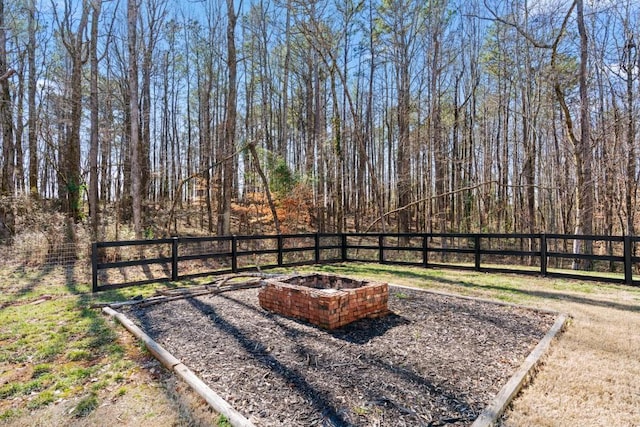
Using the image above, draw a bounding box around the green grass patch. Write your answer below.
[0,408,21,421]
[91,380,110,392]
[22,375,53,394]
[0,382,21,399]
[35,335,67,362]
[216,414,232,427]
[73,393,99,417]
[353,406,370,415]
[60,365,95,385]
[27,390,56,409]
[66,349,92,361]
[0,265,169,418]
[392,291,411,299]
[32,363,52,378]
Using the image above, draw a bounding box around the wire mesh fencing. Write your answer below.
[1,231,89,268]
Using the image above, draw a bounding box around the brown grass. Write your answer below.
[501,301,640,426]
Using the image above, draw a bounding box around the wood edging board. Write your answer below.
[387,283,568,427]
[471,313,567,426]
[102,307,255,427]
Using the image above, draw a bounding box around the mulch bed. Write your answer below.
[121,285,555,426]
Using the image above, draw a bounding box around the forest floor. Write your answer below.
[1,263,639,426]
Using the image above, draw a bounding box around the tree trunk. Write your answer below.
[14,60,24,194]
[219,0,237,237]
[27,0,38,198]
[279,4,291,160]
[432,35,446,234]
[574,0,593,269]
[624,34,637,238]
[0,0,15,237]
[128,0,142,239]
[89,0,102,239]
[58,1,89,223]
[397,48,411,234]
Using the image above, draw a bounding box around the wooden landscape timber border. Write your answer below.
[102,306,256,427]
[471,313,568,427]
[92,233,640,292]
[388,283,569,427]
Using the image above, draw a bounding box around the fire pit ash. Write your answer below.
[258,273,390,329]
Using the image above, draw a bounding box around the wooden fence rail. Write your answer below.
[92,233,640,292]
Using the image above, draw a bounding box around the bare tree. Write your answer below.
[218,0,238,237]
[0,0,16,236]
[89,0,102,239]
[619,14,638,238]
[128,0,142,238]
[139,0,167,207]
[27,0,38,198]
[376,0,423,233]
[574,0,594,267]
[54,0,90,222]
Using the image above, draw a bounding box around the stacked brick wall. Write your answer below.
[258,275,389,329]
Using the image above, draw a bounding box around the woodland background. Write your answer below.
[0,0,639,261]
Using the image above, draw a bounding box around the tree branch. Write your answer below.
[164,144,246,236]
[0,69,15,80]
[364,181,560,233]
[364,181,498,233]
[247,142,281,235]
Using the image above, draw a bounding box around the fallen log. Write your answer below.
[91,274,272,309]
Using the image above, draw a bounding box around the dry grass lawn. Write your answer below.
[501,299,640,426]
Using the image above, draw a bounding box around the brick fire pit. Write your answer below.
[258,273,389,329]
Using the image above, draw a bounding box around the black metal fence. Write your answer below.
[92,233,640,292]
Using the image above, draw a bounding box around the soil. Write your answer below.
[121,285,556,427]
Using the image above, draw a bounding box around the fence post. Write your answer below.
[379,234,385,264]
[624,235,633,285]
[171,237,179,281]
[91,242,98,293]
[540,233,547,277]
[423,234,429,268]
[474,234,481,271]
[341,234,347,262]
[277,235,283,266]
[231,236,238,273]
[314,233,320,264]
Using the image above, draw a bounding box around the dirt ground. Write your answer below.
[121,286,555,426]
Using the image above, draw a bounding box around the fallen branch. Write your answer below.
[139,281,262,308]
[363,181,498,233]
[164,145,246,236]
[91,273,282,309]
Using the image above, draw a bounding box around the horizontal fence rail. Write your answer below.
[92,233,640,292]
